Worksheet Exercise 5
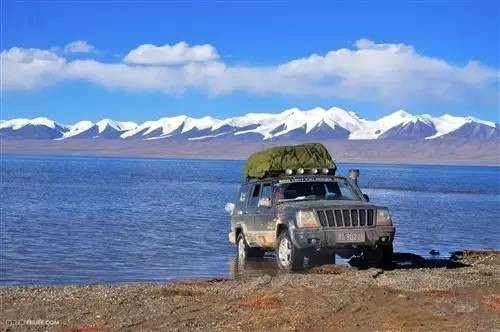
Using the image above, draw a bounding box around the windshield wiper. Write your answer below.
[278,196,319,203]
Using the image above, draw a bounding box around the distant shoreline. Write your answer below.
[1,139,499,167]
[2,150,500,168]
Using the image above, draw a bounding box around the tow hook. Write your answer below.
[308,238,321,250]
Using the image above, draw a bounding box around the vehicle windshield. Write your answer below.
[274,179,361,202]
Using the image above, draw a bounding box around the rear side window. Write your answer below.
[236,185,249,209]
[248,184,261,207]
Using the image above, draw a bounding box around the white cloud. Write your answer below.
[275,40,498,105]
[66,60,185,93]
[64,40,95,53]
[1,39,498,108]
[123,42,219,65]
[0,47,66,90]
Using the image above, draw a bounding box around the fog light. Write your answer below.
[285,168,293,175]
[297,168,304,175]
[321,168,329,174]
[310,168,318,174]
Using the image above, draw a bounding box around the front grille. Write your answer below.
[351,209,358,226]
[359,209,366,226]
[326,210,335,227]
[317,208,375,228]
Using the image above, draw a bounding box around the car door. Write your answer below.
[254,182,276,232]
[232,184,250,227]
[244,183,261,237]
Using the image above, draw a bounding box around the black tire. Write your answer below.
[362,244,393,267]
[381,244,393,268]
[309,253,335,266]
[362,247,383,267]
[276,230,304,271]
[236,233,262,260]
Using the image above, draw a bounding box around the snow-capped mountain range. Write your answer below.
[1,107,498,141]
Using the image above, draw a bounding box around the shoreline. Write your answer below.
[2,250,499,331]
[1,139,499,167]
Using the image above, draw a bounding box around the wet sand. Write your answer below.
[1,251,499,331]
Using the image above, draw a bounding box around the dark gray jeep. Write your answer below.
[228,151,395,270]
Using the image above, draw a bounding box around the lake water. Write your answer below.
[1,155,499,285]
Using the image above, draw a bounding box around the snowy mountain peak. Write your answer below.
[379,109,412,123]
[281,107,303,115]
[230,106,359,139]
[96,119,118,133]
[392,109,412,117]
[120,115,222,139]
[60,121,94,139]
[403,115,434,126]
[93,119,137,133]
[1,108,497,141]
[182,116,221,133]
[30,117,60,129]
[0,117,61,130]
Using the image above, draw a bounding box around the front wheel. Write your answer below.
[381,244,393,267]
[276,230,304,271]
[309,252,336,266]
[362,244,393,267]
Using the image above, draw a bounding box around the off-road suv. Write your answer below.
[228,169,395,270]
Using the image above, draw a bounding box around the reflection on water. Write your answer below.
[229,256,280,279]
[229,250,471,276]
[229,253,350,278]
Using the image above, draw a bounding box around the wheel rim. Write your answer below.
[238,237,246,259]
[278,236,292,267]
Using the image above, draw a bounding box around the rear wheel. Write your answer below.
[276,231,304,271]
[237,233,263,260]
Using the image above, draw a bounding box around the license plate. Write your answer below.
[336,232,365,243]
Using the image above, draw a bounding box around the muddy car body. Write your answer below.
[228,170,395,270]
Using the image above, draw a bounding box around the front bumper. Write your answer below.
[290,226,395,249]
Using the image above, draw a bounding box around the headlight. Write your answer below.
[295,210,320,228]
[376,208,392,226]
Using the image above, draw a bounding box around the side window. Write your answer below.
[261,183,272,200]
[236,186,249,209]
[248,184,261,207]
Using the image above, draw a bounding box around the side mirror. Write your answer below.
[363,194,370,202]
[258,197,272,208]
[225,202,235,215]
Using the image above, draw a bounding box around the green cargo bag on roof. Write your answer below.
[244,143,336,179]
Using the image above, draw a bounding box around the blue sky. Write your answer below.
[1,0,499,123]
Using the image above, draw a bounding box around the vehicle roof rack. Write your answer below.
[245,167,336,182]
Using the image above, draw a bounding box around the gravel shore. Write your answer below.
[1,251,499,332]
